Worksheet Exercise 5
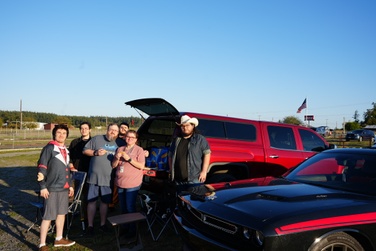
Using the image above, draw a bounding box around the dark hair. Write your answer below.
[126,129,138,139]
[175,125,199,137]
[120,122,129,128]
[80,121,91,129]
[52,124,69,140]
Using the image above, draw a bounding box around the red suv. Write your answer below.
[126,98,335,185]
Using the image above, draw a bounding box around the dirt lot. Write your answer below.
[0,150,183,251]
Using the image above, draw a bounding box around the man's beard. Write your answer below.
[182,131,193,137]
[107,134,117,141]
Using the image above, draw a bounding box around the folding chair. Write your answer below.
[138,192,178,241]
[108,212,146,251]
[65,171,87,238]
[26,191,55,234]
[27,190,44,232]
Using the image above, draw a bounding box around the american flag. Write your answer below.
[297,98,307,113]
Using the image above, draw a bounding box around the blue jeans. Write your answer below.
[118,186,140,214]
[118,186,140,235]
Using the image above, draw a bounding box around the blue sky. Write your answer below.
[1,1,375,129]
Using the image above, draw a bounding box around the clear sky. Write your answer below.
[1,1,375,129]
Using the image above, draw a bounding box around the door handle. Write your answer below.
[269,155,279,159]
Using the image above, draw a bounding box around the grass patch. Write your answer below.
[0,153,39,168]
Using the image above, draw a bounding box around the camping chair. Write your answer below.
[27,190,44,232]
[26,190,56,234]
[138,190,178,241]
[65,171,87,238]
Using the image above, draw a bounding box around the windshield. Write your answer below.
[286,151,376,195]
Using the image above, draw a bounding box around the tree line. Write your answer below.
[0,110,143,129]
[2,102,376,130]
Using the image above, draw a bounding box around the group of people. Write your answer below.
[36,115,211,251]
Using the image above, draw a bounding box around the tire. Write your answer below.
[309,232,364,251]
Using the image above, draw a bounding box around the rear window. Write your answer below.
[147,119,176,136]
[225,122,256,141]
[198,119,256,141]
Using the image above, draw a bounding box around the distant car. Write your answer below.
[174,148,376,251]
[345,129,375,142]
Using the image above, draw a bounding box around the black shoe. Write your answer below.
[86,226,94,236]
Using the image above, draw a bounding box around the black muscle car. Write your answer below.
[174,148,376,251]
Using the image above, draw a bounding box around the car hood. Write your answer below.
[183,181,375,234]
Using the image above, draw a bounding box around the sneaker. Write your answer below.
[39,246,49,251]
[86,226,94,236]
[54,238,75,247]
[99,224,111,233]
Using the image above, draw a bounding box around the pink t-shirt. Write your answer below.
[115,144,145,189]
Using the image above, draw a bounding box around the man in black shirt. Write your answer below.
[69,122,92,172]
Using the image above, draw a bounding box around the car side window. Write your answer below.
[198,119,225,138]
[198,119,256,141]
[225,122,256,141]
[299,129,326,152]
[268,126,297,150]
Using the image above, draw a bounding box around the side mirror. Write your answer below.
[328,144,337,149]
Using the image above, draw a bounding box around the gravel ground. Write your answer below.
[0,150,183,251]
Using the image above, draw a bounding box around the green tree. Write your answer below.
[345,121,361,131]
[24,122,38,129]
[353,110,360,123]
[363,102,376,125]
[52,116,71,126]
[281,116,303,125]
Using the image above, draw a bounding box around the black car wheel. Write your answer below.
[310,232,364,251]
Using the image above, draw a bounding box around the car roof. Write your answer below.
[125,98,326,132]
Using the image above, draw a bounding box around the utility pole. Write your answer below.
[20,99,23,130]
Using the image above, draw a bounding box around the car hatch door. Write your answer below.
[125,98,180,116]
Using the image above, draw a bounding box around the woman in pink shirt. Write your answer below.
[112,130,146,237]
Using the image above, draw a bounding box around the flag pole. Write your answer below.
[305,97,308,127]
